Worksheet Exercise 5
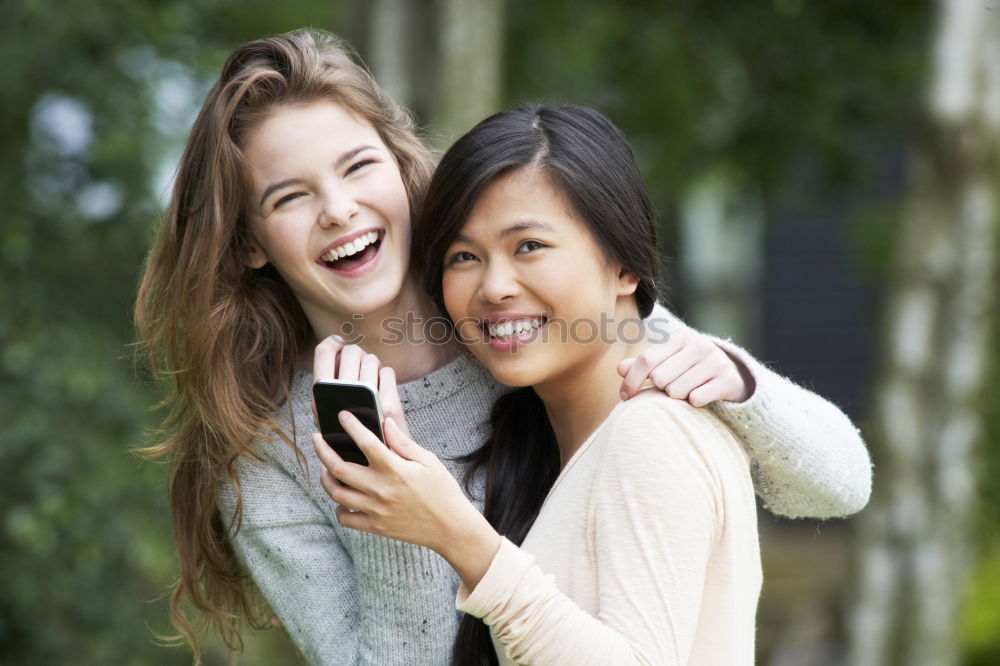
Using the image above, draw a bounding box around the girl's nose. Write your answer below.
[318,190,359,228]
[479,261,520,304]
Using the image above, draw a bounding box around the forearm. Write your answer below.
[228,522,361,662]
[709,336,872,518]
[458,540,670,666]
[217,465,361,664]
[433,506,503,593]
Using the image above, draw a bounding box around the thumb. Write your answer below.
[617,357,635,377]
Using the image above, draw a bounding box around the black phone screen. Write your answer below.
[313,381,385,466]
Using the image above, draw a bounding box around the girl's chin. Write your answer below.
[472,353,543,388]
[333,276,408,314]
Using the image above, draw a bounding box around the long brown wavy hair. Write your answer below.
[133,29,434,662]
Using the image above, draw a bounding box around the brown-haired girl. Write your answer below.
[135,29,870,664]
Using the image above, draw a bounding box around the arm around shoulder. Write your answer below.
[708,336,873,519]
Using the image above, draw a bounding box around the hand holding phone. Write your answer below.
[312,339,411,463]
[313,379,385,466]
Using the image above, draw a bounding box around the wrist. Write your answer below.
[437,508,502,591]
[721,348,756,403]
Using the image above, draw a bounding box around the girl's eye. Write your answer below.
[516,240,546,254]
[274,192,305,208]
[446,251,478,266]
[346,159,375,175]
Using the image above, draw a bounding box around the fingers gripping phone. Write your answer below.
[313,380,385,466]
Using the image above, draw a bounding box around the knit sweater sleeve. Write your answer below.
[706,335,872,518]
[217,438,361,664]
[647,303,872,519]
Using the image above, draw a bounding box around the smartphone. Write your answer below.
[313,380,385,466]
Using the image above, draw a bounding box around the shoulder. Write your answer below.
[609,390,738,451]
[591,392,755,534]
[218,373,318,514]
[597,390,749,487]
[264,371,316,442]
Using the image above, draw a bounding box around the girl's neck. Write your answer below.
[307,281,459,384]
[535,307,649,468]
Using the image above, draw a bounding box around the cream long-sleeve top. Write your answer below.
[457,389,762,665]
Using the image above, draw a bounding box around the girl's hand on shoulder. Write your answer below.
[311,416,476,553]
[617,325,755,407]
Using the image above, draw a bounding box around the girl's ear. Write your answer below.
[247,239,269,269]
[617,268,640,296]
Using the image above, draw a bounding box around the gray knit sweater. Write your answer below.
[217,324,871,665]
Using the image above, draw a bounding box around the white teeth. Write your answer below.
[488,318,542,338]
[322,231,379,262]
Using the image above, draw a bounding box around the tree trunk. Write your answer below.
[362,0,504,147]
[848,1,1000,664]
[434,0,505,146]
[363,0,437,123]
[679,167,764,347]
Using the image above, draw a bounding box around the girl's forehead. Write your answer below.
[254,101,379,142]
[460,169,579,236]
[243,101,388,175]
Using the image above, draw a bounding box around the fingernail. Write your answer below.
[385,417,395,431]
[620,390,629,400]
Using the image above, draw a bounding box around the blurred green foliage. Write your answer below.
[964,542,1000,665]
[503,0,930,217]
[2,1,996,664]
[966,306,1000,663]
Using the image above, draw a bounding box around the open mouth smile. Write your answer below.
[481,315,549,350]
[318,230,383,273]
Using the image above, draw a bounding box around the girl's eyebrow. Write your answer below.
[499,220,555,238]
[258,177,305,210]
[334,144,379,170]
[257,144,379,209]
[454,220,556,244]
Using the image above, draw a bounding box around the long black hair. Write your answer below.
[412,105,663,665]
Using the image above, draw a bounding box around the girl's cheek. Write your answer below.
[383,175,411,227]
[441,275,465,318]
[525,264,569,292]
[444,272,483,324]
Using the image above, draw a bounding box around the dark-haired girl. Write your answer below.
[314,106,764,664]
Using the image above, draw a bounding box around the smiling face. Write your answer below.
[442,167,640,391]
[242,100,413,336]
